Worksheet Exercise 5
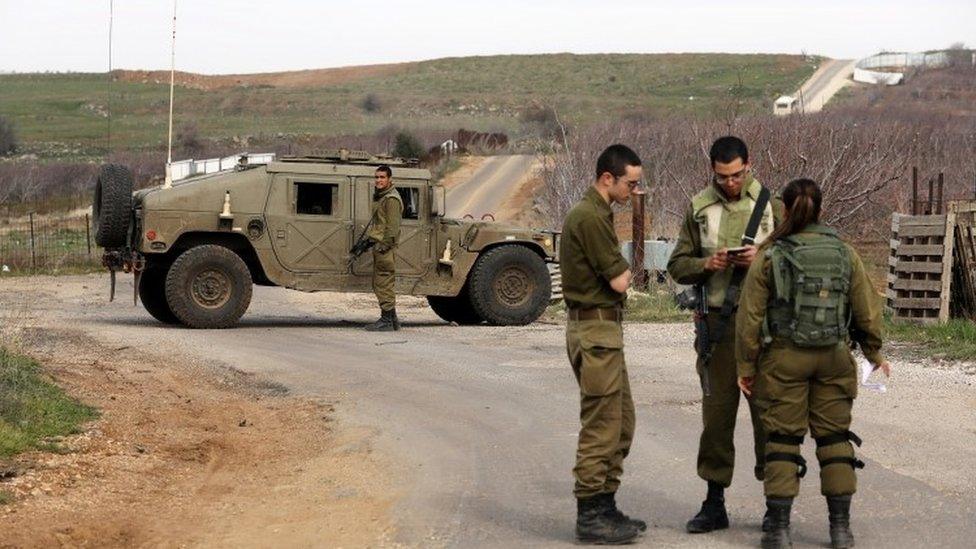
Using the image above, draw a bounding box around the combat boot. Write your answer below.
[603,493,647,533]
[686,481,729,533]
[760,497,793,549]
[576,495,640,545]
[365,309,399,332]
[827,495,854,548]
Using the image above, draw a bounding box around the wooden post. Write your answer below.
[937,172,945,214]
[631,190,647,290]
[29,212,36,271]
[85,213,92,257]
[928,178,935,215]
[912,167,919,215]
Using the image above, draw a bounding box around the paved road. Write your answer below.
[797,59,855,113]
[31,276,976,548]
[446,155,536,220]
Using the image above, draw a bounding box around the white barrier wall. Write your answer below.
[853,51,949,86]
[853,68,904,85]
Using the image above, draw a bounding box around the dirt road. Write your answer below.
[798,59,856,113]
[445,155,537,220]
[2,275,974,547]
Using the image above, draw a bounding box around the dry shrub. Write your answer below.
[539,110,976,240]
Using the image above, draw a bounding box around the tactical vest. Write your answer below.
[764,225,853,348]
[692,178,775,308]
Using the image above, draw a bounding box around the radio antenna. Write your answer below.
[162,0,178,189]
[106,0,113,155]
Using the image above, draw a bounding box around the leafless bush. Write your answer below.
[176,123,203,155]
[0,116,17,156]
[520,104,562,141]
[539,110,975,240]
[359,93,382,114]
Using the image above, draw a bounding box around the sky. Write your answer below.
[0,0,973,74]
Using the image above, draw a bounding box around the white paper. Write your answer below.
[857,356,887,393]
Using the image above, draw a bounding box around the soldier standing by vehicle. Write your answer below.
[560,144,645,545]
[364,165,403,331]
[735,178,889,549]
[666,136,784,533]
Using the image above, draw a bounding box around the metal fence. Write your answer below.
[0,214,100,273]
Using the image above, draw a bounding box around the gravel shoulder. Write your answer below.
[0,277,399,547]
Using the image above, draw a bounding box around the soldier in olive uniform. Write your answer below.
[666,136,784,533]
[736,178,889,549]
[365,165,403,331]
[560,144,645,545]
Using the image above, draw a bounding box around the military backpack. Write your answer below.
[764,225,852,347]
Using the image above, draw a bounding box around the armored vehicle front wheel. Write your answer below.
[165,245,253,329]
[427,284,484,325]
[92,164,133,248]
[468,245,551,326]
[139,262,179,324]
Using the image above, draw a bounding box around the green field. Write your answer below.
[0,348,97,460]
[0,53,818,158]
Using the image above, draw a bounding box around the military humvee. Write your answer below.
[92,150,558,329]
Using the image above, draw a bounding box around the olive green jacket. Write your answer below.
[667,177,785,308]
[559,187,630,309]
[735,235,885,378]
[367,185,403,249]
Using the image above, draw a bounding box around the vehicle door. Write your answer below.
[265,174,352,273]
[351,178,432,277]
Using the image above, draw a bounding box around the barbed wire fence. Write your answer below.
[0,214,101,274]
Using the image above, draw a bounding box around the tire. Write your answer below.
[468,245,551,326]
[92,164,133,248]
[165,245,252,329]
[139,263,179,324]
[427,285,483,325]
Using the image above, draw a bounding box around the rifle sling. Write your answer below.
[702,186,771,362]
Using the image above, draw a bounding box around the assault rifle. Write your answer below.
[348,219,375,268]
[677,284,712,396]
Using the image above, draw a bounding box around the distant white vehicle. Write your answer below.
[773,95,800,116]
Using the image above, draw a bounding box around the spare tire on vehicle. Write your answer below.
[92,164,133,248]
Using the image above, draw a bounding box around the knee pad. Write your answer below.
[766,433,807,478]
[815,431,865,470]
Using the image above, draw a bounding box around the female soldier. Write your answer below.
[733,178,890,549]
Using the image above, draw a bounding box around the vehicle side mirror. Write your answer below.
[431,185,446,217]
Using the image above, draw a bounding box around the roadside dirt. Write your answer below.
[0,291,398,547]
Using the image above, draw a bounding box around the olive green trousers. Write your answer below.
[696,312,766,487]
[755,341,859,498]
[567,318,635,499]
[372,246,396,312]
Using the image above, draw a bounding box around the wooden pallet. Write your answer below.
[951,202,976,320]
[887,213,955,323]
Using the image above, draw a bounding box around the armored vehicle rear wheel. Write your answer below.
[468,245,551,326]
[139,262,179,324]
[427,285,483,325]
[92,164,133,248]
[165,245,252,329]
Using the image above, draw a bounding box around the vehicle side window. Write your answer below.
[296,182,339,216]
[397,187,420,220]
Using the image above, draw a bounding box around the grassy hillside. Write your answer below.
[0,53,818,158]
